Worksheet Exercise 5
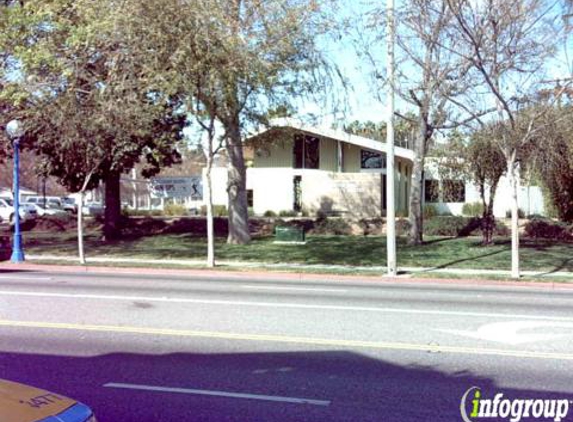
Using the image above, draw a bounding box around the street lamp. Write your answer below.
[6,119,25,263]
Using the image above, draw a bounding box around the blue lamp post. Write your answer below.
[6,119,25,263]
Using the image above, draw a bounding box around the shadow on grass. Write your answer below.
[20,230,573,274]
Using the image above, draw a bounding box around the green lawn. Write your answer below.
[21,231,573,273]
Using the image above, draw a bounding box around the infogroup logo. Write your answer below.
[460,387,571,422]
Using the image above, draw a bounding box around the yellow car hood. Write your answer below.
[0,379,76,422]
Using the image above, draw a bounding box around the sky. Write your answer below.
[301,0,573,131]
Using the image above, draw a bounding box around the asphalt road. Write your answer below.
[1,269,572,421]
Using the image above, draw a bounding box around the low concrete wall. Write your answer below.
[301,172,383,217]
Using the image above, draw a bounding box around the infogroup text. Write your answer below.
[461,387,571,422]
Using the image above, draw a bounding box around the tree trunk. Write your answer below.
[77,191,86,264]
[226,119,251,244]
[507,153,520,279]
[479,182,491,245]
[408,122,427,245]
[205,156,215,267]
[480,181,498,246]
[103,170,122,241]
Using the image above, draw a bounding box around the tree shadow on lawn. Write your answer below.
[1,347,570,422]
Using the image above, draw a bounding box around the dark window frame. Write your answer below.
[424,180,440,203]
[293,134,320,169]
[361,149,386,169]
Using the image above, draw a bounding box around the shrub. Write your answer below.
[263,210,277,217]
[505,208,525,219]
[423,204,438,220]
[462,201,484,217]
[279,210,298,217]
[424,216,475,237]
[163,203,188,216]
[124,209,163,217]
[199,205,228,217]
[312,217,351,235]
[396,218,411,236]
[357,217,384,236]
[494,220,510,236]
[524,218,572,241]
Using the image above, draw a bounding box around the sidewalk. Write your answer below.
[7,253,573,283]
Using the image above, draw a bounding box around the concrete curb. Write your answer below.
[0,259,572,291]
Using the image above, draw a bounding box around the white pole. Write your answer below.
[131,168,138,210]
[386,0,397,277]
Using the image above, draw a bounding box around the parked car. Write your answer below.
[62,196,78,214]
[82,202,104,216]
[0,198,37,224]
[25,196,63,208]
[25,202,68,217]
[0,378,97,422]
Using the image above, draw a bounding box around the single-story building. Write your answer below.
[206,121,545,218]
[208,120,414,217]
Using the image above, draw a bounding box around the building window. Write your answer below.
[443,180,465,203]
[293,176,302,212]
[424,180,439,203]
[293,134,320,169]
[246,189,254,207]
[361,149,386,169]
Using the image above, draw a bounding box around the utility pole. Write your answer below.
[386,0,397,277]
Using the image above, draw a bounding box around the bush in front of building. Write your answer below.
[263,210,277,217]
[424,216,510,238]
[423,204,438,220]
[279,210,298,217]
[163,203,188,216]
[311,217,352,235]
[200,205,228,217]
[424,216,477,237]
[124,209,163,217]
[524,218,572,241]
[462,201,484,217]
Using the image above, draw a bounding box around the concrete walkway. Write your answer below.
[21,253,573,280]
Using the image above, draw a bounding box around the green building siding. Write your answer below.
[253,139,293,168]
[319,138,338,171]
[343,144,361,172]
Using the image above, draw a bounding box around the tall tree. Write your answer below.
[362,0,479,245]
[439,128,507,245]
[126,0,338,244]
[447,0,566,277]
[0,0,185,241]
[529,102,573,222]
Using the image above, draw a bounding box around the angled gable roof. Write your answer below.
[248,119,414,162]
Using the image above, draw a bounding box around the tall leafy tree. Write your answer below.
[529,102,573,222]
[439,129,507,245]
[0,0,185,241]
[361,0,482,245]
[126,0,338,244]
[447,0,566,277]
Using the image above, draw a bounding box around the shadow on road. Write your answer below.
[1,348,570,422]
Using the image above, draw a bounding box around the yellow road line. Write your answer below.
[0,319,571,361]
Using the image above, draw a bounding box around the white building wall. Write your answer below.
[249,168,295,215]
[204,167,229,207]
[204,167,295,215]
[424,158,545,218]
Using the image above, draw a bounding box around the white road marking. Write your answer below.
[0,276,52,281]
[241,285,347,293]
[438,321,573,345]
[103,382,331,406]
[0,289,572,322]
